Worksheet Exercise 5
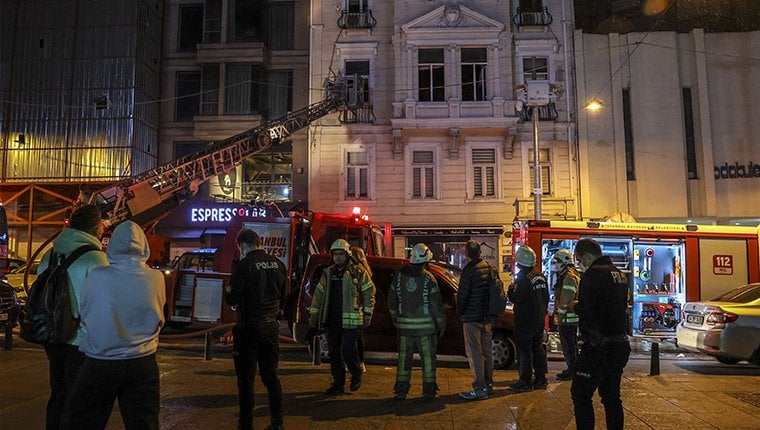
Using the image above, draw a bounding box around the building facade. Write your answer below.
[574,28,760,225]
[308,0,579,270]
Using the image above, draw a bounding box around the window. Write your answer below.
[228,0,264,42]
[266,70,293,119]
[522,56,548,82]
[345,60,370,105]
[268,3,294,50]
[178,5,203,52]
[410,150,436,199]
[174,141,206,159]
[461,48,487,101]
[346,0,369,13]
[622,88,635,180]
[343,146,374,201]
[520,0,544,12]
[175,71,201,122]
[225,64,264,115]
[418,48,445,102]
[682,88,698,179]
[204,0,222,43]
[471,148,497,198]
[528,148,552,195]
[201,65,219,115]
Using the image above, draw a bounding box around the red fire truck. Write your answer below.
[512,220,760,337]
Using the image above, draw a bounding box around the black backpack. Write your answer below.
[20,244,101,345]
[486,262,507,318]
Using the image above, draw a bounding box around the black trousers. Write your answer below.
[515,329,547,384]
[326,326,362,387]
[558,324,578,372]
[65,354,160,430]
[571,340,631,430]
[232,319,283,430]
[44,343,85,430]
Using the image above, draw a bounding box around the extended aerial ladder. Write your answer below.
[85,76,358,227]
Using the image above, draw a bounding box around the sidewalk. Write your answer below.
[1,340,760,429]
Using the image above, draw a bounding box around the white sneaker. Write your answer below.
[361,362,367,373]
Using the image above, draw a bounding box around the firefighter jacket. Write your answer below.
[553,267,580,326]
[226,249,287,323]
[388,264,445,337]
[309,263,375,330]
[574,255,628,346]
[508,267,549,334]
[456,259,491,323]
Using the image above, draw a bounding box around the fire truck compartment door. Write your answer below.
[698,238,748,301]
[193,276,224,322]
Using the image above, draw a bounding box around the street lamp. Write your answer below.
[516,81,563,220]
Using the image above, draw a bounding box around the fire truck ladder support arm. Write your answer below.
[88,76,357,227]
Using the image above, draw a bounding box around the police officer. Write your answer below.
[225,229,287,430]
[551,249,580,381]
[309,239,376,396]
[507,244,549,392]
[388,243,445,400]
[569,238,631,430]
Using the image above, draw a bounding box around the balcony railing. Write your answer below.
[520,103,558,122]
[337,11,377,30]
[512,6,553,27]
[340,104,375,124]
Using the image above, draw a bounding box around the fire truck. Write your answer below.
[72,75,384,329]
[513,220,760,337]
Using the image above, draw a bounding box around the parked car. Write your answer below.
[0,277,20,331]
[293,255,517,369]
[676,283,760,365]
[4,260,40,303]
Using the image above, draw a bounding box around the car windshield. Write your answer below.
[709,284,760,303]
[431,261,461,288]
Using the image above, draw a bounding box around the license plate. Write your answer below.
[686,314,704,324]
[0,313,8,321]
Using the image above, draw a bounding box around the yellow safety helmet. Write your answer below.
[330,239,351,254]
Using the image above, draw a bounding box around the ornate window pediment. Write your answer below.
[401,4,504,43]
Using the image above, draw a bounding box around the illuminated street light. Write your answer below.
[585,98,604,111]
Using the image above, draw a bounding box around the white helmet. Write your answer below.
[330,239,351,254]
[515,245,536,268]
[551,249,574,267]
[410,243,432,264]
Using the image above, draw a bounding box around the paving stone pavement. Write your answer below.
[1,338,760,429]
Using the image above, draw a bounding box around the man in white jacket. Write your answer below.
[64,221,166,430]
[38,204,108,430]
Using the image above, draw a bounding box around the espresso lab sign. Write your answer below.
[714,162,760,180]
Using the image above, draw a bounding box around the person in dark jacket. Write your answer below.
[507,244,549,393]
[387,243,445,400]
[569,238,630,430]
[456,240,494,400]
[225,229,287,430]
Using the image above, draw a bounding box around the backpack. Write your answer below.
[20,244,100,345]
[486,262,507,318]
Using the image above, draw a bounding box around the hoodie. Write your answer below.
[38,227,109,346]
[78,221,166,360]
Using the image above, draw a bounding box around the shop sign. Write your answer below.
[393,227,504,236]
[713,162,760,180]
[712,255,733,275]
[190,205,268,223]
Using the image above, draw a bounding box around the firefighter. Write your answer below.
[507,244,549,392]
[387,243,445,400]
[550,249,580,381]
[309,239,376,396]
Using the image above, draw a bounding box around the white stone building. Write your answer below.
[308,0,579,268]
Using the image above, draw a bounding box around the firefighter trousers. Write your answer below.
[394,334,438,396]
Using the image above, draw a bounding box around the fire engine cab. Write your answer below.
[513,220,760,337]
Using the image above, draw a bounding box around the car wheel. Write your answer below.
[492,331,516,369]
[306,335,331,362]
[715,356,740,365]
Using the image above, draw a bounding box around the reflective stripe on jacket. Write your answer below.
[310,263,375,329]
[555,267,580,325]
[388,264,445,337]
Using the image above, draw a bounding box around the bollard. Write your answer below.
[204,332,213,361]
[4,324,12,350]
[649,341,660,376]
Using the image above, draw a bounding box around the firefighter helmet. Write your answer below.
[330,239,351,254]
[515,245,536,268]
[551,249,575,267]
[410,243,432,264]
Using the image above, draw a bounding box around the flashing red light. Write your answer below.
[361,215,369,221]
[352,206,362,215]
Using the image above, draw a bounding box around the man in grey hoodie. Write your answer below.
[38,204,108,430]
[64,220,166,430]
